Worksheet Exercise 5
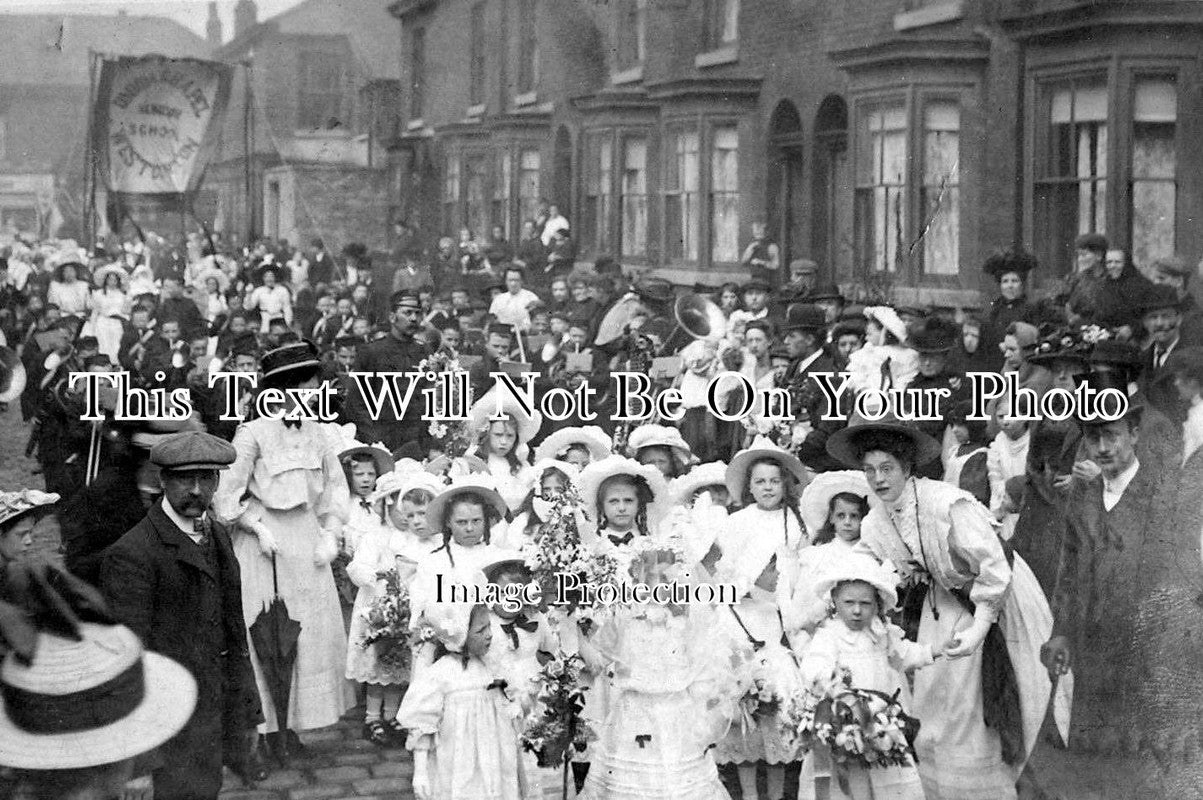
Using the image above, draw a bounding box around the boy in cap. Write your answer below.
[102,431,264,798]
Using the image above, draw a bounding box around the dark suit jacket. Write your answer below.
[101,505,261,799]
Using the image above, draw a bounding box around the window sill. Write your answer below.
[466,104,485,120]
[514,91,538,108]
[406,118,426,131]
[611,65,644,85]
[695,44,738,69]
[893,1,964,31]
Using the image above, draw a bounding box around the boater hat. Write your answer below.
[91,263,129,290]
[0,623,197,770]
[667,461,729,507]
[426,475,508,533]
[0,489,59,529]
[260,340,321,382]
[812,554,901,611]
[576,456,670,533]
[726,436,809,499]
[799,470,871,537]
[825,415,942,469]
[469,390,543,445]
[626,424,693,466]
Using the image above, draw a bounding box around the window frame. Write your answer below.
[517,0,539,95]
[616,0,647,71]
[702,0,739,52]
[296,47,347,131]
[409,27,426,122]
[620,134,650,259]
[582,130,615,254]
[469,2,487,107]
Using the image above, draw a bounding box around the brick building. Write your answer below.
[0,13,209,240]
[386,0,1203,308]
[205,0,401,253]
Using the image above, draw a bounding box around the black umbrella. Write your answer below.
[249,556,301,761]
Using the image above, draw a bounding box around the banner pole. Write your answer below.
[243,57,255,244]
[83,51,99,250]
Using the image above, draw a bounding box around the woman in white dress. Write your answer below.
[88,265,129,362]
[47,261,90,320]
[825,420,1054,800]
[213,341,354,764]
[246,265,293,333]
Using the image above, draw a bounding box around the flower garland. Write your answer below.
[781,666,919,792]
[520,652,596,769]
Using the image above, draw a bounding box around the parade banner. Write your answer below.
[93,56,233,197]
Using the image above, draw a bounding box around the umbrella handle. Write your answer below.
[271,553,279,598]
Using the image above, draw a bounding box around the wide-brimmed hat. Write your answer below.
[530,457,580,486]
[906,316,959,354]
[426,476,508,533]
[667,461,728,506]
[982,248,1037,280]
[0,489,59,529]
[0,623,196,770]
[371,468,445,505]
[1088,340,1142,369]
[799,470,871,537]
[91,263,129,290]
[626,424,693,466]
[576,456,670,532]
[422,599,478,652]
[825,416,942,469]
[339,440,396,477]
[784,303,827,334]
[1027,330,1091,367]
[812,555,901,611]
[0,345,27,404]
[194,265,230,293]
[260,340,321,383]
[425,453,488,476]
[726,436,809,499]
[863,306,908,343]
[534,426,613,464]
[53,260,86,282]
[252,261,282,284]
[469,390,543,445]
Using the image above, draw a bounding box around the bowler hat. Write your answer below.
[633,277,675,306]
[742,277,772,293]
[150,431,237,472]
[1150,256,1190,280]
[784,303,827,334]
[806,283,845,304]
[1139,284,1183,315]
[594,256,623,276]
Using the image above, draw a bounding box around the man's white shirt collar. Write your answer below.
[1102,458,1140,511]
[161,497,204,544]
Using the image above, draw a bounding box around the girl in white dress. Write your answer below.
[797,555,950,800]
[48,262,90,320]
[399,601,526,800]
[533,425,613,470]
[497,459,579,552]
[88,265,129,362]
[469,393,541,513]
[663,461,730,568]
[579,548,735,800]
[844,307,918,396]
[715,439,809,800]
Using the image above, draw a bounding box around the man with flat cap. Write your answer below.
[101,430,263,799]
[344,289,431,452]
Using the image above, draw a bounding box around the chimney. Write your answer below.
[205,2,223,46]
[234,0,257,39]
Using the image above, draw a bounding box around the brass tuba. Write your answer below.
[657,293,727,354]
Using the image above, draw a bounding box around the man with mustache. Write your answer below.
[101,431,263,798]
[1139,284,1191,420]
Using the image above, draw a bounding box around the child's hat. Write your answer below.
[468,389,543,445]
[799,470,871,538]
[426,475,508,532]
[576,455,669,534]
[530,458,580,487]
[533,425,612,464]
[625,424,693,466]
[812,555,901,611]
[338,439,396,477]
[667,461,728,506]
[726,436,809,499]
[370,468,445,505]
[423,600,479,652]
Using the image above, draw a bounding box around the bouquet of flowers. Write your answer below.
[782,666,919,788]
[420,349,474,458]
[741,672,785,722]
[524,485,620,630]
[361,569,415,672]
[521,652,596,768]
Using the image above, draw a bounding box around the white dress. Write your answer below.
[987,431,1030,541]
[796,618,931,800]
[398,655,526,800]
[213,418,355,732]
[845,344,919,395]
[781,537,857,643]
[88,288,128,361]
[346,522,422,684]
[486,454,535,514]
[580,606,733,800]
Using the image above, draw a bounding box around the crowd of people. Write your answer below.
[0,213,1201,800]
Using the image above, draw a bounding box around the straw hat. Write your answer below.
[576,455,669,532]
[825,416,942,470]
[469,390,543,445]
[626,424,693,466]
[0,623,196,770]
[425,453,488,476]
[667,461,728,506]
[194,265,231,294]
[812,554,901,611]
[338,440,396,477]
[91,263,128,290]
[533,425,612,463]
[0,489,59,529]
[725,437,808,500]
[426,475,509,533]
[260,341,321,383]
[530,457,580,485]
[370,468,445,505]
[799,470,871,536]
[422,600,478,652]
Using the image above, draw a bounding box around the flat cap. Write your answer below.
[150,431,237,472]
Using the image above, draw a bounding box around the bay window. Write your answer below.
[1131,77,1177,267]
[920,102,960,275]
[583,134,614,253]
[621,137,649,257]
[518,148,541,224]
[710,126,739,263]
[443,154,461,231]
[855,103,907,273]
[664,129,701,262]
[493,151,512,238]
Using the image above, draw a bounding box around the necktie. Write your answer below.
[193,517,209,548]
[501,617,539,648]
[1155,347,1166,369]
[283,418,302,430]
[608,532,634,547]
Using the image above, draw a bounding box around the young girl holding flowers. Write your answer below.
[796,554,952,800]
[345,469,442,746]
[398,601,526,800]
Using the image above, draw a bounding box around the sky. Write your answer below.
[0,0,305,39]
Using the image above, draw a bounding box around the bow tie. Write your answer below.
[283,418,302,429]
[501,616,538,648]
[359,499,373,511]
[486,678,510,700]
[608,532,634,547]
